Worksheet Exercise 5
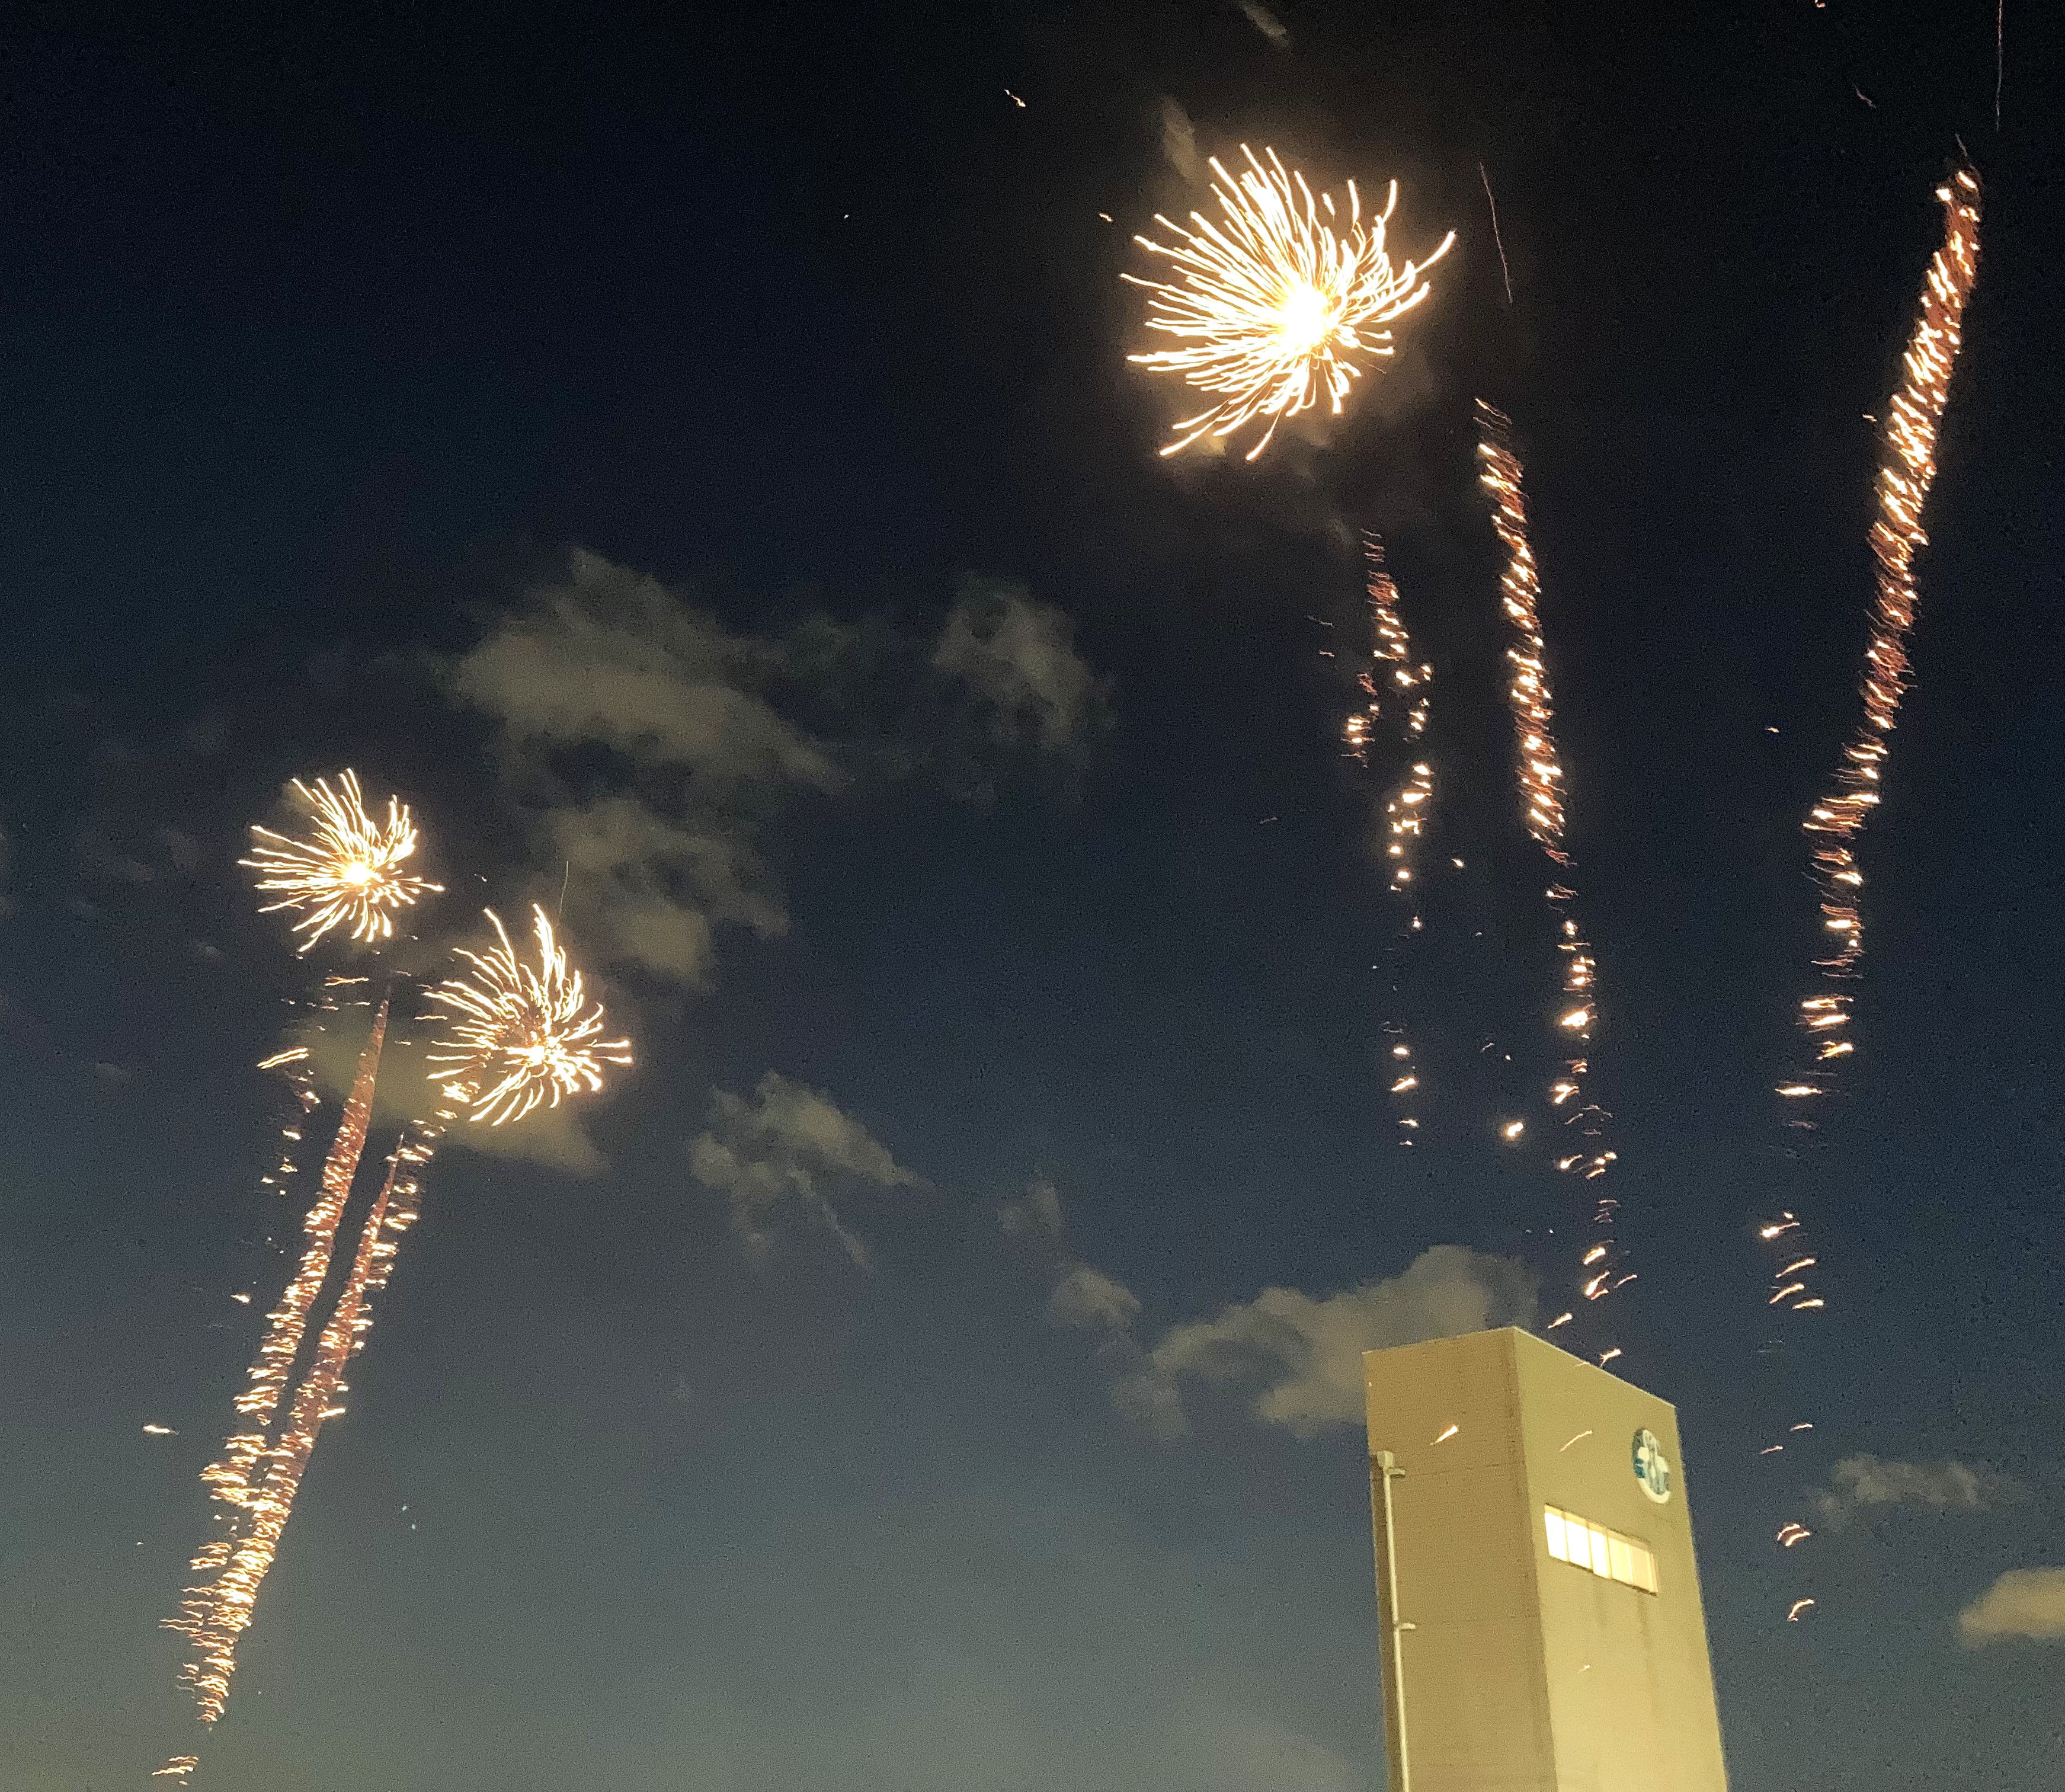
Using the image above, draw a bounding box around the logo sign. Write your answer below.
[1632,1428,1673,1505]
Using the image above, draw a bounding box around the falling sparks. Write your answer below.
[1350,535,1439,1147]
[162,906,632,1753]
[1765,164,1980,1180]
[1124,146,1453,459]
[1476,401,1625,1358]
[426,907,633,1128]
[167,999,391,1722]
[242,770,443,955]
[1750,165,1983,1627]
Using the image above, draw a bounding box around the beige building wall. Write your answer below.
[1362,1327,1728,1792]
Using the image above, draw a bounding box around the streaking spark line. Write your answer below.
[1752,164,1981,1628]
[1477,402,1625,1359]
[1771,167,1983,1169]
[1348,534,1436,1146]
[190,1000,386,1537]
[242,770,443,953]
[1125,145,1453,460]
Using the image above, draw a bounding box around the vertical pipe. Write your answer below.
[1370,1449,1414,1792]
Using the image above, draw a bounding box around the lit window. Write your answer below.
[1539,1505,1657,1595]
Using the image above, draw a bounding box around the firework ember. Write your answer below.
[1125,145,1453,460]
[243,770,443,953]
[1477,402,1627,1361]
[1350,534,1437,1145]
[1772,167,1983,1161]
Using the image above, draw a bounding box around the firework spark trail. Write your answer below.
[242,770,443,954]
[165,1152,409,1725]
[199,1000,388,1509]
[158,905,633,1755]
[1763,167,1981,1297]
[1125,145,1453,460]
[165,999,388,1717]
[1752,165,1982,1624]
[1346,534,1436,1146]
[1475,402,1624,1361]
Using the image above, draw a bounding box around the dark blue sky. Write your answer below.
[2,4,2061,1788]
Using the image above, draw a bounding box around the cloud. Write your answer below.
[446,550,844,985]
[1159,96,1202,184]
[932,581,1108,759]
[450,552,1106,984]
[1235,1,1291,49]
[1118,1246,1537,1439]
[996,1180,1145,1353]
[451,549,839,792]
[1957,1568,2065,1645]
[539,796,788,984]
[1049,1264,1142,1333]
[691,1072,923,1269]
[1810,1454,2024,1528]
[997,1178,1064,1242]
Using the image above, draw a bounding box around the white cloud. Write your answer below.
[1810,1454,2024,1528]
[451,549,839,792]
[450,553,1104,983]
[539,796,787,984]
[932,581,1106,757]
[691,1072,923,1269]
[1117,1246,1536,1439]
[1158,95,1202,184]
[1235,1,1291,49]
[1049,1263,1142,1333]
[447,551,843,985]
[1957,1567,2065,1645]
[996,1179,1064,1242]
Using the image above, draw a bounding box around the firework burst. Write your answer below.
[242,770,443,953]
[1125,145,1453,460]
[427,905,632,1126]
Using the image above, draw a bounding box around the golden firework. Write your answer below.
[242,770,442,953]
[427,905,632,1125]
[1125,145,1453,460]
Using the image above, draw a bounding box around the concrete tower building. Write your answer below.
[1362,1327,1730,1792]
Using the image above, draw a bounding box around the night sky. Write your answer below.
[3,4,2061,1789]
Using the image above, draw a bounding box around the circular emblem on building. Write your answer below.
[1632,1427,1673,1504]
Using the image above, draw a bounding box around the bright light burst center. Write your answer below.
[241,770,442,953]
[1123,145,1455,461]
[427,905,632,1127]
